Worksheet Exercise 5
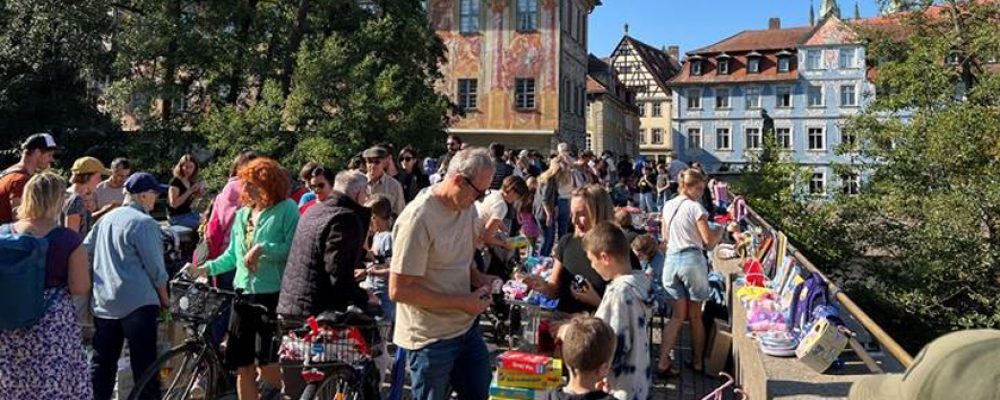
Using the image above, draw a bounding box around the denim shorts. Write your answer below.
[663,248,711,302]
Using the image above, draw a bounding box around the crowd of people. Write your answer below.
[0,131,739,400]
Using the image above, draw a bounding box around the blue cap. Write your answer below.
[124,172,167,194]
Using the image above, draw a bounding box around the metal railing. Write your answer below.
[744,205,915,370]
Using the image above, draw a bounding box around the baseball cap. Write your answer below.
[849,329,1000,400]
[21,133,58,152]
[362,146,388,159]
[71,157,111,176]
[124,172,167,194]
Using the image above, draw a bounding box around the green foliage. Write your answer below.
[834,0,1000,349]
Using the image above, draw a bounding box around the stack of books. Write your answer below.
[489,351,563,400]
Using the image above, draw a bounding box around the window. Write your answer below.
[459,0,479,33]
[639,129,647,144]
[652,128,664,144]
[652,102,662,117]
[515,78,536,109]
[718,59,729,75]
[809,172,826,195]
[745,87,761,109]
[808,127,825,150]
[618,65,632,75]
[842,173,860,195]
[808,85,824,107]
[839,48,856,69]
[778,55,791,72]
[840,85,857,107]
[807,50,823,70]
[841,128,857,150]
[715,88,730,109]
[776,127,792,149]
[457,79,477,110]
[687,128,701,149]
[516,0,538,31]
[776,86,792,108]
[745,127,761,150]
[637,101,645,117]
[691,60,703,76]
[716,128,731,150]
[687,89,701,109]
[747,57,761,73]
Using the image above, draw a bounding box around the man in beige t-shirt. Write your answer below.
[390,147,498,400]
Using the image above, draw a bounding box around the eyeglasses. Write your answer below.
[365,157,384,164]
[462,176,486,201]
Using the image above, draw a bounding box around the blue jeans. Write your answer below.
[91,305,161,400]
[406,326,491,400]
[376,290,395,322]
[556,198,570,239]
[168,212,200,229]
[639,192,657,213]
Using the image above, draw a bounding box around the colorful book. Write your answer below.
[489,382,546,400]
[496,359,562,389]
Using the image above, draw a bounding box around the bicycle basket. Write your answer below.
[169,279,229,322]
[279,323,378,366]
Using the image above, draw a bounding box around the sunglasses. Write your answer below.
[462,176,486,201]
[400,156,414,162]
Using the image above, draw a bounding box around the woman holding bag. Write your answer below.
[657,168,724,377]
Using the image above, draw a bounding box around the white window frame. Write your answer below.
[516,0,538,32]
[459,0,480,33]
[807,126,825,151]
[651,102,662,117]
[687,89,702,110]
[778,55,791,72]
[457,78,478,110]
[747,57,761,74]
[842,173,860,195]
[745,127,762,150]
[639,128,647,144]
[776,127,792,150]
[716,127,731,150]
[810,172,826,195]
[718,59,729,75]
[840,127,857,150]
[715,88,730,109]
[652,128,664,145]
[808,84,824,107]
[776,86,792,108]
[745,87,761,109]
[637,101,645,117]
[807,49,823,70]
[687,127,702,150]
[515,77,536,110]
[691,60,703,76]
[839,48,856,69]
[840,84,858,107]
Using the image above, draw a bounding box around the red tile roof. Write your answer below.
[687,26,813,55]
[586,75,607,94]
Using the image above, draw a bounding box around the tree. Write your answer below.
[837,0,1000,348]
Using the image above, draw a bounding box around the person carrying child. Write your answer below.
[582,222,652,400]
[549,316,618,400]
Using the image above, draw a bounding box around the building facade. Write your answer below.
[608,34,681,164]
[585,56,639,156]
[429,0,598,154]
[670,16,868,196]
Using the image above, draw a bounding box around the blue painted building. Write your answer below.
[669,15,868,196]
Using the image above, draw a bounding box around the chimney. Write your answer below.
[768,17,781,30]
[667,45,680,60]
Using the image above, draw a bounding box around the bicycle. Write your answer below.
[278,307,383,400]
[128,272,269,400]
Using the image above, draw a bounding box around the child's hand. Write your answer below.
[595,378,611,393]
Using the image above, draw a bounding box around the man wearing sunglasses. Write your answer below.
[363,146,406,216]
[390,147,500,400]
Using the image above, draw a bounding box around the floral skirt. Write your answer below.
[0,288,92,399]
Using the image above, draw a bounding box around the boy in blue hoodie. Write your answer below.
[583,222,652,400]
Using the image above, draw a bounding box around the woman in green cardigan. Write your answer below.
[200,157,299,400]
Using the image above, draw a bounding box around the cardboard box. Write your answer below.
[489,382,546,400]
[498,351,552,374]
[496,359,563,389]
[795,317,848,373]
[706,319,733,376]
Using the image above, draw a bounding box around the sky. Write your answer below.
[587,0,883,58]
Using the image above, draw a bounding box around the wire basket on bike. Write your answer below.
[279,319,379,367]
[169,278,230,323]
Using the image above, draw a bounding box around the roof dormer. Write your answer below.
[746,51,763,74]
[717,53,732,75]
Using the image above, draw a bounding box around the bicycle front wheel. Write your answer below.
[301,367,365,400]
[128,342,219,400]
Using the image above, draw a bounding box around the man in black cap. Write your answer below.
[0,133,57,223]
[364,146,406,215]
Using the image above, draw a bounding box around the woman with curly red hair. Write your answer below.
[198,157,299,399]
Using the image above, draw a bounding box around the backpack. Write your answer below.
[0,224,51,330]
[788,272,836,338]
